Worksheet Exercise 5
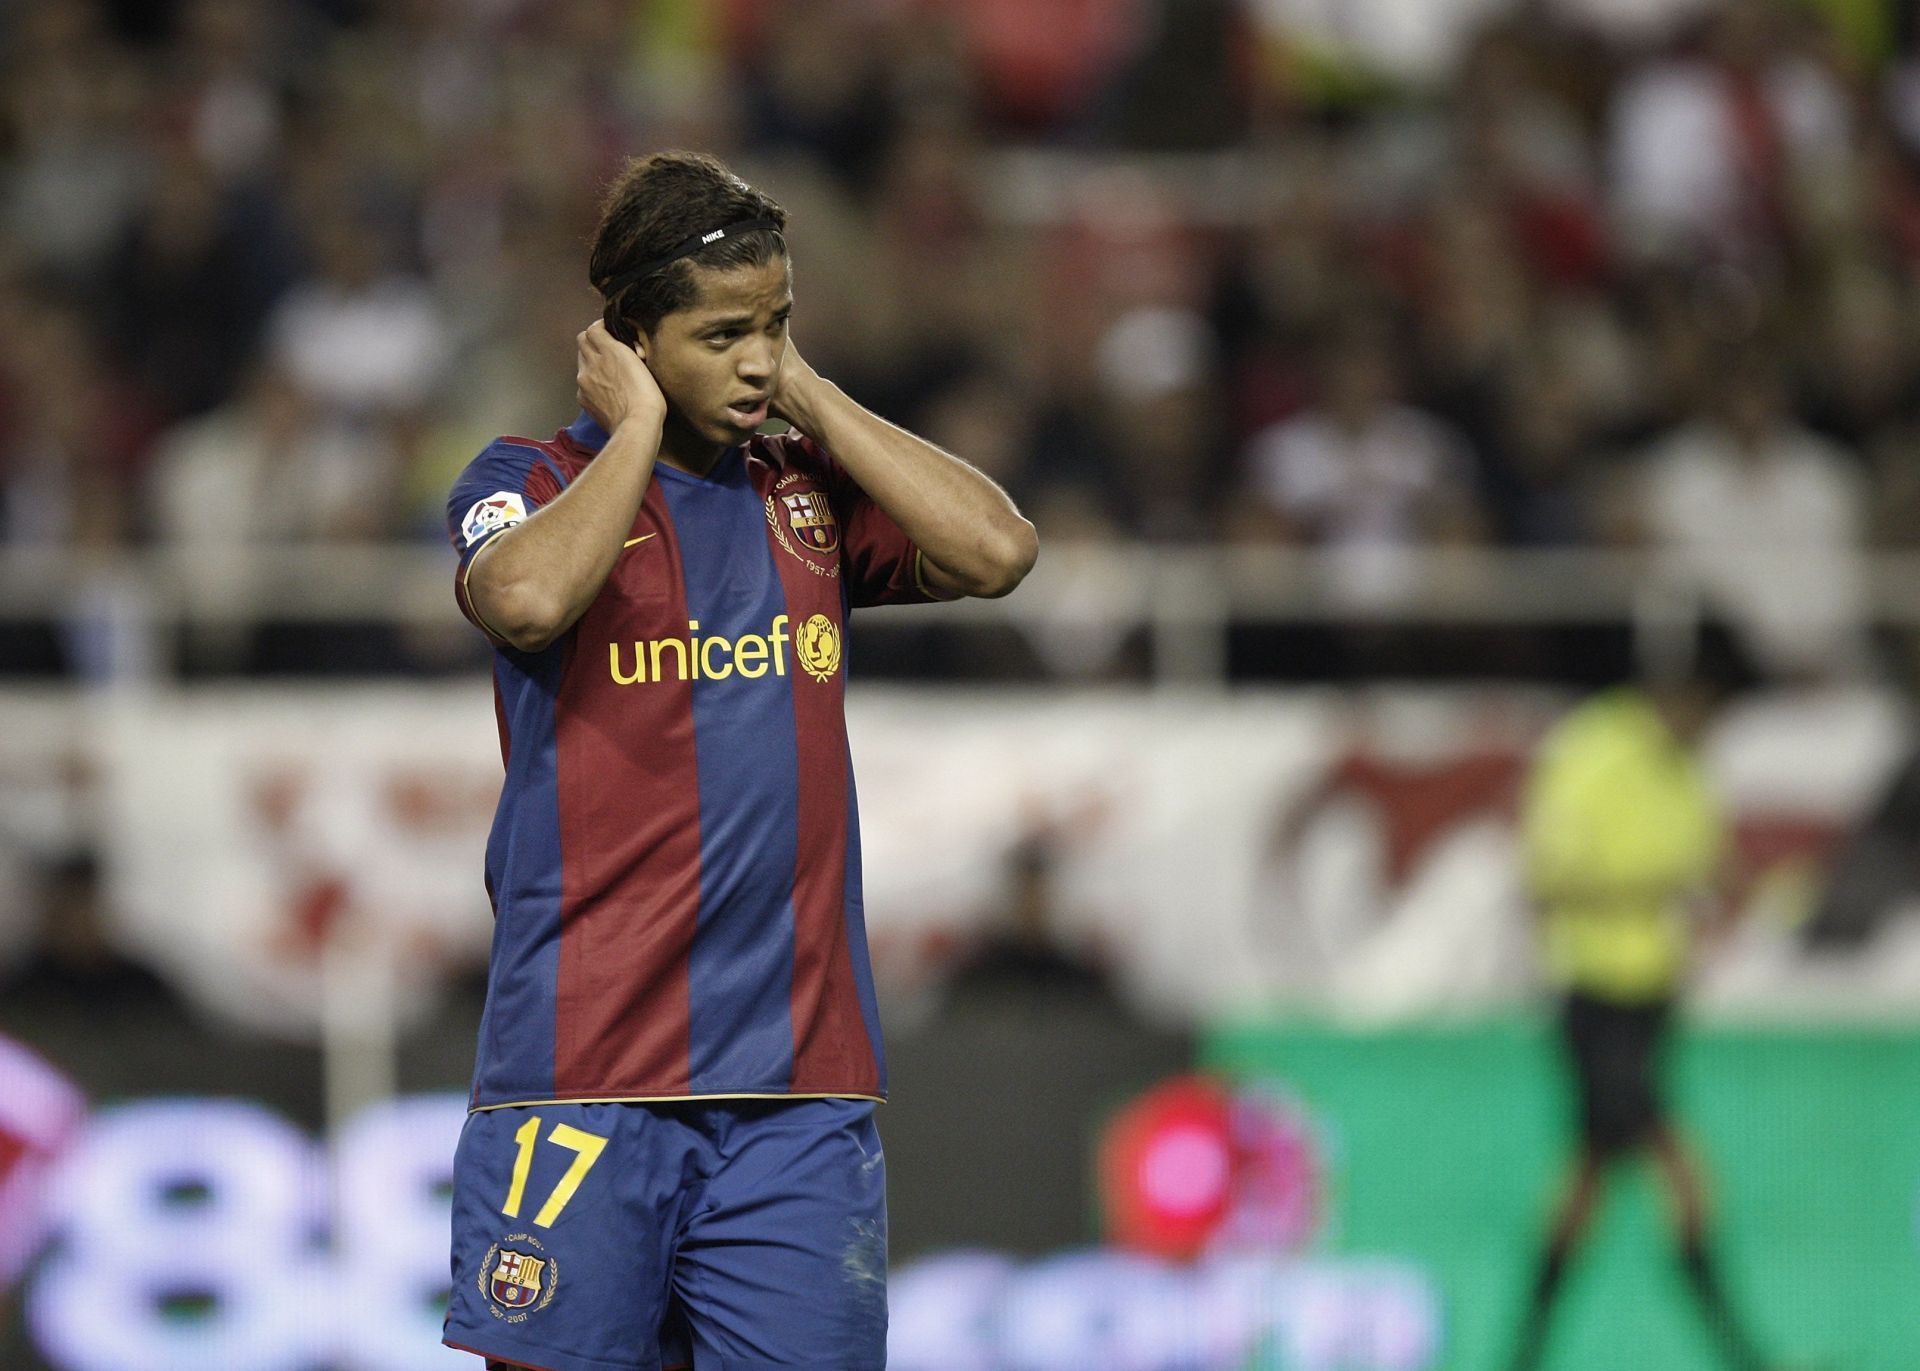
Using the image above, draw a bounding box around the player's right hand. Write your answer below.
[577,319,667,433]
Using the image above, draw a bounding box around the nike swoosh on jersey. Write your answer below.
[624,534,657,548]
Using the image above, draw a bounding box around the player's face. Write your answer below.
[641,256,793,449]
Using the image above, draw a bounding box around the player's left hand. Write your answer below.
[769,338,825,433]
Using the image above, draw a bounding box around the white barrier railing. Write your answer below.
[2,544,1911,683]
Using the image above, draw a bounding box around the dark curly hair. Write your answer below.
[589,151,788,344]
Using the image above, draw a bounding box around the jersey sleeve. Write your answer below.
[446,439,567,641]
[789,434,957,609]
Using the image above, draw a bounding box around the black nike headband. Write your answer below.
[596,217,786,306]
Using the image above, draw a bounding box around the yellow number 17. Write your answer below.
[501,1117,608,1227]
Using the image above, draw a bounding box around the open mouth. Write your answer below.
[727,396,770,428]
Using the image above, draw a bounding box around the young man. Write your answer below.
[440,151,1036,1371]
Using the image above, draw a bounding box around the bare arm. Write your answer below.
[465,322,668,652]
[771,343,1037,598]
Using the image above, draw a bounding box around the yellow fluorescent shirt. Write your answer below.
[1523,689,1723,1002]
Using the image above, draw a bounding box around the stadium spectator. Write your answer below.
[1240,322,1484,608]
[913,363,1037,506]
[1206,145,1353,442]
[945,0,1146,133]
[146,364,389,547]
[1094,303,1226,540]
[1010,484,1146,680]
[1807,743,1920,949]
[1607,1,1853,262]
[1444,24,1608,292]
[266,200,447,422]
[1478,354,1609,547]
[0,847,327,1132]
[0,288,162,548]
[95,143,299,422]
[1798,262,1920,451]
[1636,346,1871,681]
[1410,189,1537,470]
[737,0,902,190]
[166,0,294,180]
[3,0,1920,679]
[883,813,1191,1255]
[0,853,174,1008]
[0,0,149,275]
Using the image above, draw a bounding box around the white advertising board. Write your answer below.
[0,685,1908,1035]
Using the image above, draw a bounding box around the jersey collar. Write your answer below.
[567,410,609,452]
[568,408,756,483]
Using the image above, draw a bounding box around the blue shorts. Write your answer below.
[443,1097,887,1371]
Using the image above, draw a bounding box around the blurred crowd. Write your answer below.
[4,0,1920,682]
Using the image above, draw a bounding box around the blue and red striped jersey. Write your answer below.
[446,412,945,1109]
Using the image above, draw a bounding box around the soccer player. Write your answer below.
[439,151,1036,1371]
[1504,624,1780,1371]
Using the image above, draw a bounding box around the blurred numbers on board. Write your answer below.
[27,1095,469,1371]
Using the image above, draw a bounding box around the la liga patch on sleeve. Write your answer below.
[463,492,529,546]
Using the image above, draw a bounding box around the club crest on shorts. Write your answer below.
[491,1249,544,1306]
[480,1235,557,1322]
[462,492,528,547]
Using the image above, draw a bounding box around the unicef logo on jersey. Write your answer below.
[607,614,842,686]
[795,614,841,683]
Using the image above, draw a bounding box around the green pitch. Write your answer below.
[1204,1015,1920,1370]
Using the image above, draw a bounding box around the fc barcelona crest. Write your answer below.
[781,491,839,553]
[767,472,841,577]
[492,1249,544,1306]
[480,1235,558,1322]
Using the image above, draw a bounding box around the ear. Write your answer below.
[602,298,637,347]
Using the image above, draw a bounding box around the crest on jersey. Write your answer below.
[781,491,839,553]
[766,472,841,577]
[480,1236,557,1322]
[462,492,528,547]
